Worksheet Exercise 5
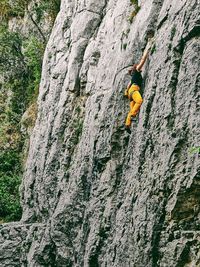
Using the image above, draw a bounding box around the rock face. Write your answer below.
[1,0,200,266]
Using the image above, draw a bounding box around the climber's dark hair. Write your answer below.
[128,64,137,75]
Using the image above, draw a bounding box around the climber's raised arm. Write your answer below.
[136,37,155,71]
[127,80,132,90]
[136,49,149,72]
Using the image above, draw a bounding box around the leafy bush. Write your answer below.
[0,174,22,222]
[0,28,43,222]
[42,0,61,21]
[24,36,45,102]
[130,0,139,5]
[0,27,44,111]
[0,0,11,21]
[0,150,22,222]
[0,150,21,174]
[0,0,61,24]
[129,0,140,23]
[0,0,29,21]
[0,26,25,77]
[34,0,61,23]
[0,0,61,223]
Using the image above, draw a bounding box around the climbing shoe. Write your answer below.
[125,126,131,134]
[131,116,137,122]
[124,88,129,97]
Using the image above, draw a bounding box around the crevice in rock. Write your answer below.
[77,9,103,17]
[145,0,165,38]
[151,180,172,266]
[175,241,196,267]
[166,40,185,130]
[137,133,153,178]
[157,13,168,31]
[143,90,156,129]
[88,221,111,267]
[70,0,109,98]
[170,181,200,231]
[184,26,200,43]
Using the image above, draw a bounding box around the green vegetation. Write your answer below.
[168,43,172,51]
[0,0,60,22]
[123,43,127,50]
[0,27,44,111]
[71,119,84,146]
[130,0,138,4]
[0,151,22,222]
[34,0,61,23]
[0,85,23,222]
[189,147,200,155]
[0,27,42,223]
[129,0,140,23]
[0,0,29,21]
[0,0,61,223]
[170,25,176,40]
[24,36,45,102]
[151,43,156,54]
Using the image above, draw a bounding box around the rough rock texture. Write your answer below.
[1,0,200,266]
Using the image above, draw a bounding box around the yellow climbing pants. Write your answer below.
[125,84,143,127]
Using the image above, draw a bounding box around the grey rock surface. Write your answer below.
[1,0,200,266]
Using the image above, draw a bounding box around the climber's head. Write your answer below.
[128,64,137,75]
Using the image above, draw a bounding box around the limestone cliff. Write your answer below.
[0,0,200,266]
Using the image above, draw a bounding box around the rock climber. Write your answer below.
[124,37,154,133]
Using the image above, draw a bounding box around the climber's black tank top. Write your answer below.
[131,70,143,88]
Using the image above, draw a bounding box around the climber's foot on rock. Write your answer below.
[131,116,137,122]
[125,126,131,134]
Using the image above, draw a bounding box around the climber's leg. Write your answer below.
[130,91,143,117]
[124,88,129,97]
[125,101,135,127]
